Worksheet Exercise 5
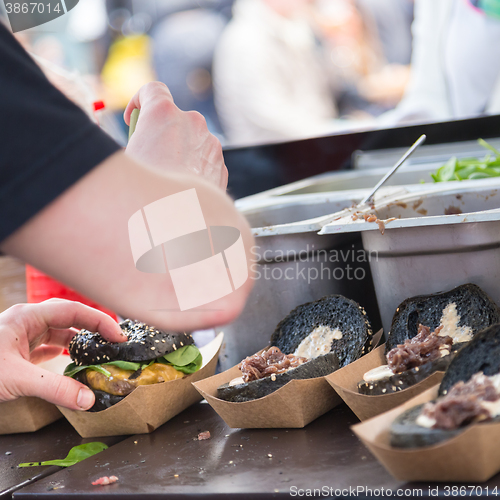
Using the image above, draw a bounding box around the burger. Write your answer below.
[64,319,202,412]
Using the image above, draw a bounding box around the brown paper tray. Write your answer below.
[325,343,444,421]
[58,333,223,438]
[0,398,61,435]
[193,358,341,429]
[352,385,500,482]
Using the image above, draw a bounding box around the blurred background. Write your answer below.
[0,0,417,148]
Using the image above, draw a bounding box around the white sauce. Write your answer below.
[293,326,342,360]
[438,302,473,344]
[228,376,244,387]
[363,364,395,382]
[415,413,437,428]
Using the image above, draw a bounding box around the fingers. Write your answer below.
[30,345,64,364]
[17,361,95,410]
[7,300,125,347]
[124,81,174,125]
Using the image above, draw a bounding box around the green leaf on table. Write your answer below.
[18,442,108,468]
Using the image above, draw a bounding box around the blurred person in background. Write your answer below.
[213,0,339,147]
[212,0,412,147]
[383,0,500,125]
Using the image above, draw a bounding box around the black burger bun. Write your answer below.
[390,324,500,448]
[218,295,372,402]
[217,352,340,402]
[386,284,500,353]
[439,323,500,396]
[69,319,195,365]
[270,295,373,366]
[357,349,459,396]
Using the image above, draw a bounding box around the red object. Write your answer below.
[93,100,105,111]
[92,476,119,486]
[25,265,118,322]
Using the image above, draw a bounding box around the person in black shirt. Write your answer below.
[0,24,253,410]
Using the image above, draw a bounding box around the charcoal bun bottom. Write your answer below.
[88,390,124,412]
[217,352,339,403]
[358,347,462,396]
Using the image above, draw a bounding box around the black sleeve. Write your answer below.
[0,24,121,243]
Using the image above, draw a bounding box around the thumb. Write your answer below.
[19,362,95,411]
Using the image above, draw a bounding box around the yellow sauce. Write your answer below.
[86,363,185,396]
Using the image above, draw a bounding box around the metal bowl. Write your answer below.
[320,178,500,334]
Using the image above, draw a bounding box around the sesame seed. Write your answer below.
[151,347,156,350]
[180,342,184,346]
[382,389,387,393]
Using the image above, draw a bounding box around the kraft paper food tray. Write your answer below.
[0,397,61,435]
[352,385,500,482]
[58,333,223,438]
[193,355,342,429]
[325,341,444,421]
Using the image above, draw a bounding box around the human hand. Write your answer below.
[0,299,125,410]
[124,82,228,190]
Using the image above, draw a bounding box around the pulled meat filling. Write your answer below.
[387,324,453,374]
[421,373,500,430]
[239,346,307,383]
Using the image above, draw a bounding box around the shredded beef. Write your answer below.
[421,373,500,430]
[387,324,453,373]
[239,347,307,383]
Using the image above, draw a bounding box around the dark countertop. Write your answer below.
[12,402,399,499]
[0,418,124,499]
[8,402,500,498]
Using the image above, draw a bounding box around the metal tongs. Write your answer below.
[359,134,426,207]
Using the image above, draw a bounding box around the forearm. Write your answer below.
[0,151,254,331]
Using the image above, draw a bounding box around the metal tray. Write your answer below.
[320,178,500,333]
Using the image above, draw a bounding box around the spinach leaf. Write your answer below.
[18,442,108,468]
[64,361,141,379]
[160,345,203,374]
[63,346,203,379]
[106,360,141,371]
[64,363,111,378]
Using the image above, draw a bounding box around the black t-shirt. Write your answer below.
[0,23,121,243]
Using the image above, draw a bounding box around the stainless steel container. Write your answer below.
[239,138,500,201]
[320,178,500,335]
[217,191,382,370]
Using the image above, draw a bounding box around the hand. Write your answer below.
[0,299,125,410]
[124,82,228,190]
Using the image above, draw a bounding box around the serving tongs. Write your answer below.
[252,135,426,237]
